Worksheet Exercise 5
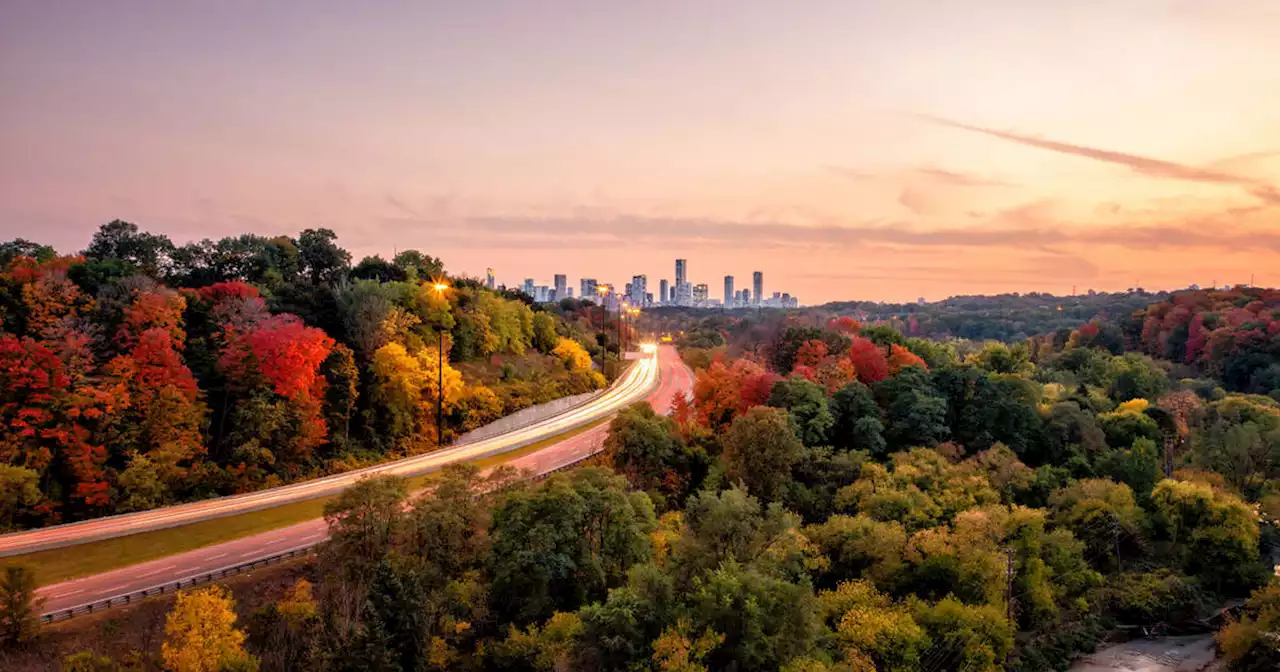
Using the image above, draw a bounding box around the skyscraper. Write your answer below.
[752,271,763,306]
[581,278,598,303]
[693,283,708,303]
[522,278,535,298]
[554,274,567,300]
[630,275,647,306]
[724,275,734,309]
[659,279,669,305]
[675,259,687,286]
[486,268,496,290]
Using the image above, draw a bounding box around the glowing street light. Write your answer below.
[431,281,450,447]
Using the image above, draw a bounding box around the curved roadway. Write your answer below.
[36,345,693,617]
[2,348,659,558]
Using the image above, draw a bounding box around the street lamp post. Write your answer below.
[433,282,450,447]
[596,285,609,373]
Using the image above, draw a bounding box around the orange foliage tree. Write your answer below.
[886,344,928,374]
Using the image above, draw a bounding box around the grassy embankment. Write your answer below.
[13,417,610,587]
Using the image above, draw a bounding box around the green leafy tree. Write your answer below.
[322,475,409,575]
[531,312,559,353]
[297,228,351,285]
[0,564,41,647]
[768,377,835,447]
[606,403,690,497]
[830,381,887,455]
[0,465,41,532]
[875,367,950,450]
[1150,479,1264,591]
[1050,478,1145,573]
[819,580,930,671]
[1095,437,1163,500]
[83,219,175,277]
[391,250,444,281]
[721,407,805,502]
[911,596,1013,672]
[574,565,679,670]
[689,561,822,671]
[806,514,908,590]
[488,468,655,624]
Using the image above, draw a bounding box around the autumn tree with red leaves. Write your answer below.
[218,315,334,483]
[847,336,890,385]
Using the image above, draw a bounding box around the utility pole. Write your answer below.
[1112,513,1123,574]
[1005,548,1015,625]
[437,326,444,448]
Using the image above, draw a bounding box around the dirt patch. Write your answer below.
[1069,635,1223,672]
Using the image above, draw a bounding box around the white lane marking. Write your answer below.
[49,588,83,599]
[137,564,177,578]
[98,584,126,594]
[3,358,664,561]
[206,553,228,561]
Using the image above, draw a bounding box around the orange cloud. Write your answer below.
[917,115,1280,205]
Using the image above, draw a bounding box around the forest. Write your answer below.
[0,222,617,529]
[11,286,1278,671]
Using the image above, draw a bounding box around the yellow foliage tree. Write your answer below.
[277,578,316,622]
[1117,398,1150,414]
[161,585,257,672]
[552,337,592,371]
[371,341,465,440]
[651,619,724,672]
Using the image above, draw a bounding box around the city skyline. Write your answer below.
[510,257,799,308]
[3,2,1279,303]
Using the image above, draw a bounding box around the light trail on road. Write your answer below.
[35,345,692,618]
[2,348,659,558]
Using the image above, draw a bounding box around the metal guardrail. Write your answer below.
[38,356,667,625]
[39,432,616,625]
[40,544,320,624]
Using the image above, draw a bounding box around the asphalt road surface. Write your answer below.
[3,347,661,558]
[37,345,693,617]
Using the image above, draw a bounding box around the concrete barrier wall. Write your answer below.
[454,390,603,445]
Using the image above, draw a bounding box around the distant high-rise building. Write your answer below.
[659,279,669,305]
[693,284,708,303]
[675,259,687,287]
[554,274,567,299]
[522,278,535,297]
[742,288,751,306]
[753,272,763,306]
[581,278,599,304]
[486,268,496,290]
[566,288,574,298]
[630,275,647,307]
[669,285,675,303]
[724,275,734,309]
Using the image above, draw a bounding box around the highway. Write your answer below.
[1,347,660,558]
[37,345,693,617]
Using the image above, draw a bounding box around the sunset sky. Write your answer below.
[2,1,1278,303]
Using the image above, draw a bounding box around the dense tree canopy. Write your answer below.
[0,224,610,525]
